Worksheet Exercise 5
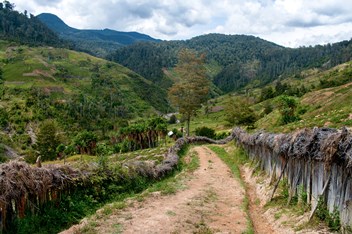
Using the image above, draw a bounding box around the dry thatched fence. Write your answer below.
[0,134,235,233]
[232,127,352,230]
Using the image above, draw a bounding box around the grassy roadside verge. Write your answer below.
[207,145,254,234]
[78,146,200,234]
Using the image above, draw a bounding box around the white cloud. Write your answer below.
[13,0,352,47]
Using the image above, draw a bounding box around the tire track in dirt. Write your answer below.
[62,146,280,234]
[92,146,249,233]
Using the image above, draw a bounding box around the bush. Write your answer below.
[276,95,299,125]
[225,97,257,127]
[35,120,60,161]
[194,126,216,139]
[74,131,98,155]
[215,131,230,140]
[168,114,177,124]
[64,144,76,156]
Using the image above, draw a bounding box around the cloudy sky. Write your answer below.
[14,0,352,48]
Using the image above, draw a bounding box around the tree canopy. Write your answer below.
[35,120,60,161]
[0,1,64,47]
[225,97,257,127]
[168,49,210,136]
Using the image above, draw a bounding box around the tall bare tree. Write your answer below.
[168,49,210,136]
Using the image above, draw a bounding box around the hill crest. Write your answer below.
[37,13,160,57]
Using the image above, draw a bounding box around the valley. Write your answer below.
[0,2,352,233]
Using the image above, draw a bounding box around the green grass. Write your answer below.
[207,145,254,234]
[184,60,352,134]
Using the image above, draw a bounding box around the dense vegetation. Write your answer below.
[108,34,352,93]
[0,2,65,47]
[37,13,160,58]
[0,42,169,161]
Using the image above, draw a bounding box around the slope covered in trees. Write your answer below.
[0,2,64,47]
[108,34,352,93]
[37,13,160,57]
[0,41,169,161]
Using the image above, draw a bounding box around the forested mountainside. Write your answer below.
[0,42,169,160]
[108,34,352,92]
[0,3,65,47]
[37,13,160,57]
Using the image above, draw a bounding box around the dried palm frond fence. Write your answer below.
[232,127,352,230]
[0,162,88,232]
[0,134,235,233]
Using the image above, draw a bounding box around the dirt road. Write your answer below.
[62,146,276,233]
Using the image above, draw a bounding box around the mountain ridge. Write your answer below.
[37,13,160,57]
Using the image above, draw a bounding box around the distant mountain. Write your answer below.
[108,34,352,93]
[37,13,160,57]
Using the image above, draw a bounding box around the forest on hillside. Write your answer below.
[108,34,352,92]
[0,2,66,47]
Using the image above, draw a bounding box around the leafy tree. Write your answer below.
[0,2,64,47]
[225,97,257,127]
[35,120,60,161]
[260,86,275,101]
[56,143,65,159]
[74,131,98,155]
[277,95,299,125]
[168,48,210,136]
[117,117,167,152]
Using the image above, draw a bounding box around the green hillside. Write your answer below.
[180,61,352,134]
[108,34,352,93]
[0,4,64,47]
[0,40,169,158]
[255,61,352,132]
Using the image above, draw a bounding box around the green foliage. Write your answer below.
[225,97,257,127]
[316,197,341,231]
[276,95,299,125]
[74,131,98,155]
[194,126,216,139]
[170,128,183,139]
[35,120,60,161]
[110,33,352,93]
[168,114,177,124]
[168,49,210,136]
[0,67,4,98]
[10,143,191,233]
[116,117,168,152]
[260,86,275,101]
[0,144,7,163]
[0,106,8,128]
[0,3,65,47]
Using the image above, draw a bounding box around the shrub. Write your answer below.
[276,95,299,125]
[168,114,177,124]
[225,97,257,127]
[215,131,230,140]
[35,120,60,161]
[194,126,216,139]
[74,131,98,155]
